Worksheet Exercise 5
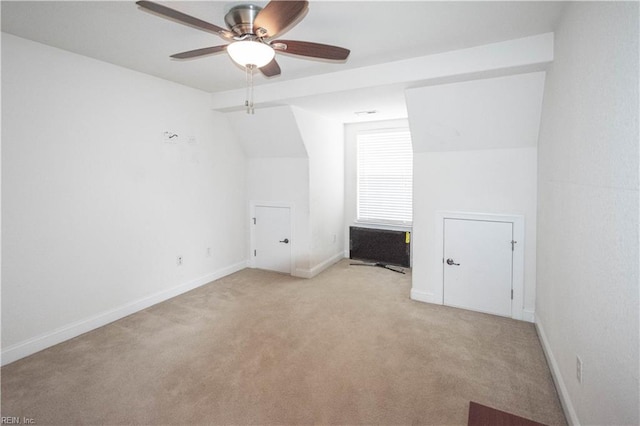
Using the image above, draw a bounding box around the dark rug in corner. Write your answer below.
[468,401,547,426]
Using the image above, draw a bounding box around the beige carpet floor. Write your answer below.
[1,260,566,425]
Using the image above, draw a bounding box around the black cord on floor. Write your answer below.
[350,262,406,274]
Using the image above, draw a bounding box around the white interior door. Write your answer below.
[443,218,513,317]
[254,206,291,274]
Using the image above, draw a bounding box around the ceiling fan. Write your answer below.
[136,1,351,110]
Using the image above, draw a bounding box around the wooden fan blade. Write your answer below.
[170,45,228,59]
[259,59,281,77]
[272,40,350,60]
[136,1,232,39]
[254,1,308,38]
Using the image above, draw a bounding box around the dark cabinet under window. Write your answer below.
[349,226,411,267]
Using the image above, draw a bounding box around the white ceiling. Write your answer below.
[1,1,566,122]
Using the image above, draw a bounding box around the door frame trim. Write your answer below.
[435,211,525,321]
[249,201,295,275]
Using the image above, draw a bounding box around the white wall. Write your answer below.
[226,106,307,159]
[410,148,537,314]
[227,106,312,274]
[408,73,545,153]
[535,3,639,425]
[293,108,345,275]
[1,34,248,363]
[407,73,544,321]
[246,158,311,273]
[231,105,344,277]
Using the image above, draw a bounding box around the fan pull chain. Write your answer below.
[245,64,256,115]
[244,65,249,113]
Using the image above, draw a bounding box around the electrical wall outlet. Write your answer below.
[576,356,583,384]
[177,256,183,266]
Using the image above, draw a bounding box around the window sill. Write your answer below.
[353,220,412,232]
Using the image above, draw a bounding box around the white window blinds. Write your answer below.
[357,128,413,225]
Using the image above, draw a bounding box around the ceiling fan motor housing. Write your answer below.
[224,4,263,37]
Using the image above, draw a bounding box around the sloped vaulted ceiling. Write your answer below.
[226,106,307,158]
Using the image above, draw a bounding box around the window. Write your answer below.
[357,128,413,225]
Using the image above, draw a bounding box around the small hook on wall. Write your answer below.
[163,131,179,143]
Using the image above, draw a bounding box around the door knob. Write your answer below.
[446,258,460,266]
[279,238,289,244]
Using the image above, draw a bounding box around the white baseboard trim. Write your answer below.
[535,318,580,426]
[522,309,535,323]
[292,269,311,278]
[410,288,441,304]
[1,260,248,366]
[293,251,345,279]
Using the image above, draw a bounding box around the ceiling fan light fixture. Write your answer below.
[227,40,275,68]
[137,0,349,114]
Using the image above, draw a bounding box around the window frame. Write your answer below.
[355,127,413,227]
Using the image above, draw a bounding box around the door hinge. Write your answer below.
[253,217,256,225]
[254,249,257,257]
[511,240,517,251]
[511,289,514,300]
